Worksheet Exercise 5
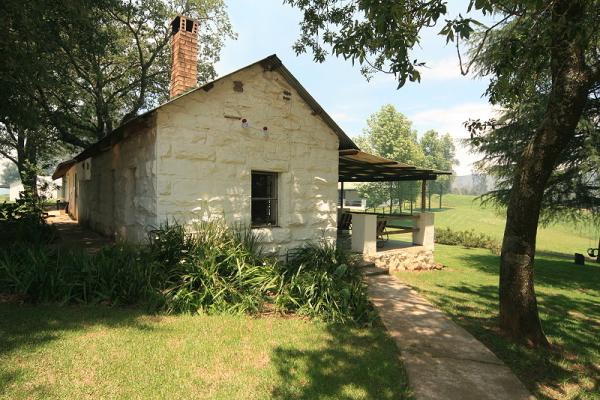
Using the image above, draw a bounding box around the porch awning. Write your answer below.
[339,149,451,182]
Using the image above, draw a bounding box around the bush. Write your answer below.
[148,221,279,315]
[276,242,373,323]
[0,221,372,324]
[435,227,501,254]
[0,196,56,245]
[0,243,157,306]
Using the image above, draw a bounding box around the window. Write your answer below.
[251,171,278,227]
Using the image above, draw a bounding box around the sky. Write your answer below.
[215,0,497,175]
[0,0,496,180]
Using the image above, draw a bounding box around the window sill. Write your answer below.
[251,225,281,229]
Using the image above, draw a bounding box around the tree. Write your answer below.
[0,0,87,196]
[469,92,600,227]
[420,130,457,208]
[471,173,489,196]
[0,0,234,195]
[32,0,235,147]
[355,105,425,211]
[285,0,600,346]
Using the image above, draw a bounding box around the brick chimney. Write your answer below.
[170,15,198,98]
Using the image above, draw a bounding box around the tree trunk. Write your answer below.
[439,188,443,209]
[17,163,38,200]
[499,0,591,347]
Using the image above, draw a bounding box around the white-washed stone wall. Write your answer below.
[64,119,158,242]
[156,64,339,254]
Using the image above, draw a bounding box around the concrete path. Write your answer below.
[367,274,535,400]
[47,212,112,254]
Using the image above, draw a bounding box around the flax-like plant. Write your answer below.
[276,242,372,323]
[0,220,374,324]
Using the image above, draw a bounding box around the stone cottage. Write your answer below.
[52,16,358,253]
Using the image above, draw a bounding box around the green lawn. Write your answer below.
[431,194,598,255]
[0,194,8,202]
[382,193,598,256]
[0,305,411,399]
[387,194,599,398]
[395,245,600,400]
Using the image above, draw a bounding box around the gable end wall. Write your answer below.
[156,64,339,253]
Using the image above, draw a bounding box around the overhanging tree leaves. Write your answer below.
[0,0,234,195]
[34,0,235,147]
[285,0,600,346]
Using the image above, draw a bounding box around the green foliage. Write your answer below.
[0,221,371,324]
[0,196,56,244]
[469,93,600,227]
[148,221,279,315]
[435,227,500,254]
[355,105,425,208]
[421,130,457,203]
[0,244,157,306]
[0,0,235,195]
[354,106,457,210]
[277,242,372,323]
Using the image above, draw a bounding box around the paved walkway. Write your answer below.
[47,211,113,254]
[367,274,535,400]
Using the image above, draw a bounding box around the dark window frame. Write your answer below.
[251,171,279,227]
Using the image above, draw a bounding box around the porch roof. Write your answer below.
[338,149,451,182]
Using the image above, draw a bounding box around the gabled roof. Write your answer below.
[53,55,358,179]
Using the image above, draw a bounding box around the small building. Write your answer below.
[53,15,449,259]
[338,182,367,210]
[9,176,62,202]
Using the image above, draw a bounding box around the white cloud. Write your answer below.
[420,57,464,81]
[409,102,499,175]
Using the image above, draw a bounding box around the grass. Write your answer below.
[395,245,600,399]
[0,304,411,399]
[384,194,599,398]
[380,194,598,255]
[430,194,598,255]
[0,195,8,202]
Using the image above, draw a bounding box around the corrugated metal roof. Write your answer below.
[339,149,451,182]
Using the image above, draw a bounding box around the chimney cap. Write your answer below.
[171,15,198,35]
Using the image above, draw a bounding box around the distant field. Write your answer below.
[386,194,598,257]
[0,194,8,202]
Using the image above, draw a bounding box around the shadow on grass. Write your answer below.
[415,278,599,399]
[0,304,154,396]
[270,322,412,400]
[455,250,600,293]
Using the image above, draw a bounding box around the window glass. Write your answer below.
[251,171,278,226]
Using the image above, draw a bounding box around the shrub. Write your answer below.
[0,220,373,324]
[0,243,157,306]
[435,227,501,254]
[0,196,56,245]
[148,221,279,315]
[276,242,373,323]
